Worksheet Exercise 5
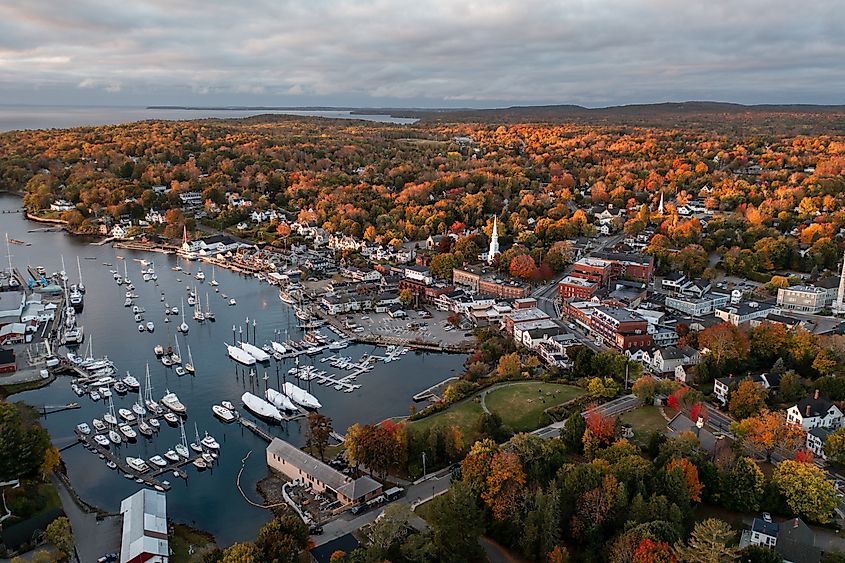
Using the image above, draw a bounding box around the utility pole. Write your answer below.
[422,452,426,481]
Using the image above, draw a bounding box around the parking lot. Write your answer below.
[347,309,474,346]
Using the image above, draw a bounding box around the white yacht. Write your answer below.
[119,424,137,440]
[212,404,236,422]
[94,434,110,447]
[149,455,167,467]
[161,390,187,415]
[126,457,149,473]
[283,382,322,409]
[92,418,106,432]
[146,321,155,332]
[226,343,256,365]
[76,422,91,435]
[201,432,220,450]
[178,298,189,333]
[122,373,140,389]
[164,450,180,463]
[195,269,205,281]
[210,266,218,286]
[240,341,270,362]
[118,408,136,422]
[175,420,190,458]
[241,392,282,422]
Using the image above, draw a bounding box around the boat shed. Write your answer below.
[119,488,169,563]
[267,438,383,505]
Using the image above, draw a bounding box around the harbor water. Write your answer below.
[1,194,465,545]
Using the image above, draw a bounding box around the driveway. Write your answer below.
[51,475,121,563]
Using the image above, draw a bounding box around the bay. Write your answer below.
[0,105,417,132]
[1,193,463,545]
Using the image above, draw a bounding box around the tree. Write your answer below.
[732,410,805,462]
[305,413,332,461]
[497,352,521,379]
[824,427,845,465]
[739,545,784,563]
[44,516,73,555]
[666,458,703,502]
[547,545,570,563]
[329,551,347,563]
[40,446,60,480]
[255,515,310,563]
[673,518,739,563]
[221,542,260,563]
[779,370,804,403]
[813,348,839,376]
[587,376,620,399]
[427,481,485,562]
[774,460,839,523]
[728,380,768,420]
[461,438,499,497]
[698,322,749,367]
[509,253,538,280]
[399,288,414,308]
[0,401,50,481]
[481,450,526,521]
[560,412,586,453]
[722,457,764,512]
[368,503,413,558]
[633,538,677,563]
[430,252,459,279]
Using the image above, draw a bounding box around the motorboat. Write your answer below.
[201,432,220,450]
[154,345,164,356]
[138,419,153,437]
[126,457,149,473]
[240,341,270,362]
[108,429,122,444]
[149,455,167,467]
[148,417,160,430]
[122,374,140,389]
[212,404,236,422]
[114,382,127,394]
[193,458,207,470]
[175,366,186,376]
[201,452,214,464]
[94,434,110,447]
[100,386,112,398]
[283,382,322,409]
[164,412,179,425]
[146,321,154,332]
[161,355,173,367]
[228,298,237,306]
[221,400,235,411]
[76,422,91,434]
[124,297,132,307]
[90,390,101,401]
[226,344,256,365]
[161,390,186,415]
[71,383,84,396]
[92,418,106,432]
[106,460,117,469]
[164,450,180,463]
[195,269,205,281]
[266,387,297,411]
[119,424,137,440]
[241,392,282,422]
[118,408,136,422]
[271,341,287,355]
[134,313,144,323]
[138,324,146,333]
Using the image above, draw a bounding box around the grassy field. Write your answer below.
[169,524,218,563]
[619,406,670,442]
[484,383,585,432]
[408,398,485,442]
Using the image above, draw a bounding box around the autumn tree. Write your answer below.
[666,458,703,502]
[698,322,749,367]
[731,410,805,462]
[461,438,499,497]
[398,288,414,307]
[633,539,676,563]
[221,542,260,563]
[430,252,459,279]
[774,460,839,523]
[824,427,845,465]
[44,516,73,556]
[509,253,538,280]
[497,352,521,379]
[481,450,527,520]
[673,518,739,563]
[305,412,332,461]
[255,515,310,563]
[728,380,768,420]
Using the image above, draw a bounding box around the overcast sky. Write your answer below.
[1,0,843,108]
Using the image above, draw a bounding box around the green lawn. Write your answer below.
[484,383,585,432]
[169,523,217,563]
[408,398,485,442]
[619,406,669,442]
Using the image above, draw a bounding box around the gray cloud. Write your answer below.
[0,0,843,107]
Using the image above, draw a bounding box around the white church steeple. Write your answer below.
[487,216,500,264]
[658,190,665,215]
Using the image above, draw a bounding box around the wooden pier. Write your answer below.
[238,417,275,442]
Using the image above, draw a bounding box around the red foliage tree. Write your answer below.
[585,409,616,444]
[509,254,539,280]
[690,402,708,423]
[632,538,676,563]
[795,449,814,463]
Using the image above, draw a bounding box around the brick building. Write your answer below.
[589,306,652,351]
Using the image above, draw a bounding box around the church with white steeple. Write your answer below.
[486,216,500,264]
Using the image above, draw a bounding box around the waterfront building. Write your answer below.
[266,438,382,506]
[119,489,169,563]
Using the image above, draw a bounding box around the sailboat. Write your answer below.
[178,297,189,333]
[103,395,118,426]
[132,382,146,416]
[76,256,86,294]
[4,234,21,290]
[184,343,195,375]
[210,265,218,287]
[204,292,215,322]
[192,290,205,322]
[143,363,161,413]
[171,334,182,365]
[175,420,190,458]
[191,423,203,453]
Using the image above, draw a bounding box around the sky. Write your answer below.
[1,0,843,108]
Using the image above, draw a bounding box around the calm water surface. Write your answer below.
[2,193,462,545]
[0,105,417,132]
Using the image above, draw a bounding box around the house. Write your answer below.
[749,517,779,548]
[713,373,774,406]
[651,345,701,375]
[715,301,777,325]
[49,199,75,212]
[110,225,127,239]
[387,304,406,318]
[742,516,822,563]
[806,427,832,459]
[0,348,15,373]
[786,390,844,430]
[145,209,165,224]
[119,489,169,563]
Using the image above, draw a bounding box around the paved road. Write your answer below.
[51,475,121,563]
[584,394,641,418]
[313,469,452,547]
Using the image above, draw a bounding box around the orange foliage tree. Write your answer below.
[666,458,704,502]
[732,410,805,462]
[480,450,527,521]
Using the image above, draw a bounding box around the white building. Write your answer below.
[777,285,831,313]
[664,292,729,316]
[786,391,844,431]
[49,199,75,212]
[119,489,169,563]
[650,345,701,375]
[486,216,500,264]
[715,301,777,325]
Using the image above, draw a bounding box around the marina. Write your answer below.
[1,193,466,545]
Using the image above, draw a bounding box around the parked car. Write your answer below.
[309,525,324,535]
[97,555,118,563]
